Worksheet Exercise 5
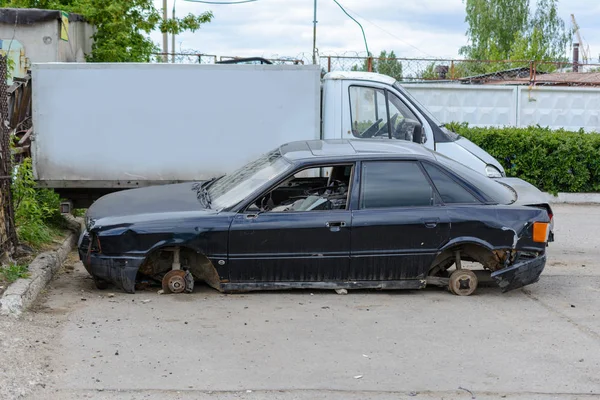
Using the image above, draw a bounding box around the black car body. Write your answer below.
[78,139,553,295]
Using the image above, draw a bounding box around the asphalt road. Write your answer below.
[2,204,600,400]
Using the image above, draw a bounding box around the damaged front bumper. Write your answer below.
[491,254,546,293]
[78,231,144,293]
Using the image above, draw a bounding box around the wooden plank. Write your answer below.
[12,145,30,155]
[18,127,33,145]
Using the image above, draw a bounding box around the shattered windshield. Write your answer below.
[207,149,292,210]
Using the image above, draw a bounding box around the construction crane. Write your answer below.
[571,14,591,63]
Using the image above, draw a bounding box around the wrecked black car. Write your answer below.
[78,139,554,296]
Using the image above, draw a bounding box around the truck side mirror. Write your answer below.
[413,122,425,144]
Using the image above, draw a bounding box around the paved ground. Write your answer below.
[2,204,600,400]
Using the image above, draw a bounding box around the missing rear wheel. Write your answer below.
[448,269,478,296]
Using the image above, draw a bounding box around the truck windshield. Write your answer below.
[208,149,291,210]
[434,153,516,205]
[393,82,459,142]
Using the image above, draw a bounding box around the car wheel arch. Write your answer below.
[428,239,504,277]
[139,244,223,292]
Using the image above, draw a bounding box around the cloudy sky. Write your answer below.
[151,0,600,62]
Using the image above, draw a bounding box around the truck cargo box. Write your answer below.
[32,63,321,196]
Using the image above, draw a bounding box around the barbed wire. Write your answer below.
[150,50,600,86]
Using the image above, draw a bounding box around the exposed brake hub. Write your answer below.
[162,270,186,293]
[162,270,194,294]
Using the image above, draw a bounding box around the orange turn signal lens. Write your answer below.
[533,222,549,243]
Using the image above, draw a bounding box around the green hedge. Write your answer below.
[446,123,600,194]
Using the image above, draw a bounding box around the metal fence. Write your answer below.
[0,55,18,260]
[319,54,600,86]
[152,52,306,65]
[152,51,600,86]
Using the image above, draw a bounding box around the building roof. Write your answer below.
[0,8,85,25]
[528,71,600,86]
[458,67,533,84]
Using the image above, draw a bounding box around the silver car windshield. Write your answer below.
[435,153,516,205]
[208,149,292,210]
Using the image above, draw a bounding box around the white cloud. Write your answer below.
[152,0,600,63]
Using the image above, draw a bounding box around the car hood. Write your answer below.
[496,177,549,206]
[455,136,505,174]
[86,182,209,225]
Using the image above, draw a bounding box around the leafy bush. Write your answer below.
[0,263,29,283]
[446,123,600,194]
[12,158,63,247]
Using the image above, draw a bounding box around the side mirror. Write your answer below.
[412,122,425,144]
[393,118,423,143]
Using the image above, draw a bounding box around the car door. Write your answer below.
[419,161,490,240]
[350,160,450,281]
[227,165,354,283]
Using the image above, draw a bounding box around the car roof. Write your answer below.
[323,71,397,86]
[279,139,436,162]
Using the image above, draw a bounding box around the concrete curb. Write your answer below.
[0,216,81,318]
[545,193,600,205]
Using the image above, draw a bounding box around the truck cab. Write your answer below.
[321,71,505,178]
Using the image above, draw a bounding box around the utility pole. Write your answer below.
[162,0,168,62]
[312,0,317,65]
[172,0,176,63]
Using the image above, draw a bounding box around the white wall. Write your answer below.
[58,20,94,62]
[403,83,600,132]
[0,18,94,78]
[0,20,59,63]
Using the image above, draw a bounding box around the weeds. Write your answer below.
[12,158,63,247]
[0,263,29,283]
[72,208,87,218]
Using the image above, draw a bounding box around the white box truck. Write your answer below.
[31,62,504,207]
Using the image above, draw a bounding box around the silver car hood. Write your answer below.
[455,136,505,174]
[496,177,549,206]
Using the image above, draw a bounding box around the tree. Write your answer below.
[460,0,529,60]
[376,50,403,81]
[512,0,569,62]
[460,0,569,62]
[351,50,403,80]
[0,0,213,62]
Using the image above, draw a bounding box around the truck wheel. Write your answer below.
[93,276,109,290]
[448,269,478,296]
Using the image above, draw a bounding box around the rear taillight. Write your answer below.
[533,222,550,243]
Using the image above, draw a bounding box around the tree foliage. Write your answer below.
[0,0,213,62]
[460,0,569,62]
[351,50,403,80]
[377,50,403,81]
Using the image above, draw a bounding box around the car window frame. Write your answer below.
[420,161,484,206]
[357,159,442,211]
[386,90,420,124]
[348,85,390,138]
[240,161,358,214]
[420,160,495,205]
[348,85,426,140]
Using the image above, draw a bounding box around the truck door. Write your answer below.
[340,81,435,150]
